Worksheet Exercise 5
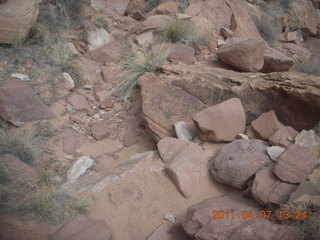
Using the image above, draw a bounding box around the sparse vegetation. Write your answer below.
[116,43,171,97]
[0,161,11,185]
[293,56,320,76]
[253,1,289,47]
[0,130,38,166]
[31,189,90,224]
[143,0,190,13]
[159,17,212,44]
[51,44,84,86]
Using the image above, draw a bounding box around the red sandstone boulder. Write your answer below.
[274,144,315,183]
[216,38,265,72]
[192,98,246,142]
[67,94,94,116]
[49,214,112,240]
[251,165,298,205]
[157,137,210,197]
[90,122,110,141]
[261,47,295,73]
[269,126,298,147]
[182,195,301,240]
[0,78,55,126]
[209,139,272,190]
[168,44,195,65]
[251,110,284,140]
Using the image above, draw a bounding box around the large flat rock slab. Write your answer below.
[0,78,55,126]
[138,73,207,142]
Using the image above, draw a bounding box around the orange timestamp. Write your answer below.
[211,210,307,220]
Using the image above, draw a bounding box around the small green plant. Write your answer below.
[159,16,212,44]
[0,130,38,165]
[51,44,84,86]
[31,189,90,224]
[116,43,171,97]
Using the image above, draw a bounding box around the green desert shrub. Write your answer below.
[294,56,320,76]
[0,130,38,165]
[143,0,190,13]
[31,189,90,224]
[159,17,212,44]
[51,44,84,86]
[116,43,171,97]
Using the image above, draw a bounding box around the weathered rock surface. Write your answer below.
[269,126,298,147]
[216,38,265,72]
[67,156,94,182]
[198,0,262,40]
[251,165,298,205]
[261,47,295,73]
[123,116,140,147]
[288,0,317,36]
[63,151,154,192]
[90,122,110,141]
[62,129,86,155]
[274,144,314,183]
[209,139,271,190]
[49,214,112,240]
[192,98,246,142]
[85,41,122,64]
[0,154,37,183]
[143,14,170,29]
[289,181,320,203]
[0,214,51,240]
[67,94,93,115]
[279,43,312,63]
[0,0,39,44]
[0,78,55,126]
[251,110,284,140]
[167,44,195,65]
[157,137,188,163]
[165,139,209,197]
[147,225,170,240]
[295,130,320,165]
[161,64,320,131]
[182,195,301,240]
[138,73,207,141]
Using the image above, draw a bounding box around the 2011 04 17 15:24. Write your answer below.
[211,210,307,220]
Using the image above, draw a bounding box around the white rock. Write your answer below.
[236,133,249,140]
[267,146,285,161]
[217,39,226,47]
[66,42,79,55]
[63,72,75,90]
[11,73,30,81]
[136,31,154,46]
[84,84,93,90]
[295,130,320,148]
[163,213,175,223]
[67,156,95,182]
[88,28,111,51]
[174,121,193,141]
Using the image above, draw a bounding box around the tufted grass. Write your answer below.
[116,43,171,98]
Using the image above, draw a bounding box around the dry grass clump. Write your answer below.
[51,44,84,87]
[143,0,190,13]
[293,56,320,76]
[116,43,171,97]
[159,17,212,44]
[0,130,38,166]
[31,189,90,224]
